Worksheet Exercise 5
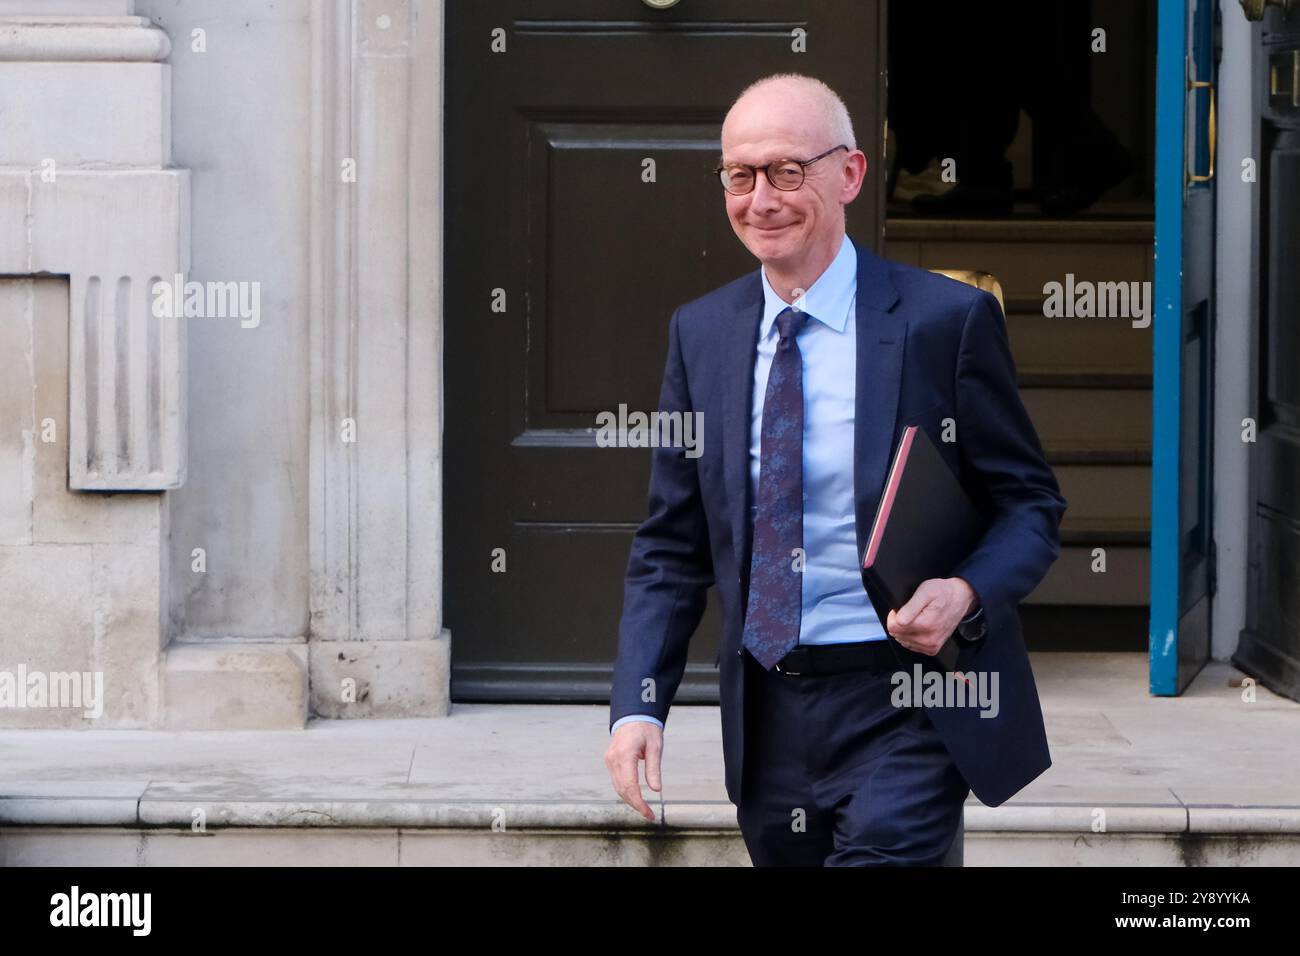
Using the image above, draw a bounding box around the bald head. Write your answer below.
[723,74,856,156]
[718,73,866,296]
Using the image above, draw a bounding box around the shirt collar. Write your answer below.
[758,233,856,340]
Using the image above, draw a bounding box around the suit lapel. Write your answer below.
[850,237,905,569]
[719,236,905,584]
[721,272,763,577]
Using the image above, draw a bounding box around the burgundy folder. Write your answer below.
[861,424,988,670]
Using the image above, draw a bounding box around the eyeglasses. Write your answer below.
[714,145,850,195]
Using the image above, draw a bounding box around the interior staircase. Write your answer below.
[885,211,1154,652]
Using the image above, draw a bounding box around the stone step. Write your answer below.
[1010,314,1152,380]
[887,225,1151,300]
[1030,544,1149,606]
[1024,387,1151,455]
[4,808,1298,866]
[1057,466,1150,529]
[886,218,1154,376]
[3,657,1295,867]
[886,217,1154,245]
[1020,368,1152,389]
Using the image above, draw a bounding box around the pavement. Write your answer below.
[1,653,1298,835]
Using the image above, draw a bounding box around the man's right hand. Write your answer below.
[604,721,664,822]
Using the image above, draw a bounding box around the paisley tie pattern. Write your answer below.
[743,306,809,669]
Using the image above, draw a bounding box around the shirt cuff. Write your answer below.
[610,715,664,736]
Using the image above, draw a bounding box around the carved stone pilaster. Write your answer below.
[0,15,188,490]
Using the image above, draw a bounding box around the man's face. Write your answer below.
[719,93,864,273]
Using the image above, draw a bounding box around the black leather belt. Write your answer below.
[772,640,895,676]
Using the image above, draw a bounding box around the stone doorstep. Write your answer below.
[2,798,1300,835]
[159,635,453,730]
[162,643,309,731]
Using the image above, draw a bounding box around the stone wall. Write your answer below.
[0,279,164,727]
[0,0,449,729]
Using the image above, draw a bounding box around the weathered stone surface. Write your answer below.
[0,281,35,546]
[163,642,308,730]
[0,278,164,729]
[0,543,95,729]
[309,632,450,719]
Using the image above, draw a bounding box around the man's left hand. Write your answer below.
[886,577,978,656]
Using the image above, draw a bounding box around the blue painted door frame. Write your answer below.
[1152,0,1218,695]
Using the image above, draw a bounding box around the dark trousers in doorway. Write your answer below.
[736,649,969,866]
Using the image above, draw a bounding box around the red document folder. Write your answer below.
[862,425,988,670]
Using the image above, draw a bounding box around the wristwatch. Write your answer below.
[957,606,987,641]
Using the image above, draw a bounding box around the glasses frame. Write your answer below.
[713,144,851,195]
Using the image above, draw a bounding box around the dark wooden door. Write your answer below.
[1236,1,1300,700]
[445,0,886,701]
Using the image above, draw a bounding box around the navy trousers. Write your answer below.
[736,649,970,866]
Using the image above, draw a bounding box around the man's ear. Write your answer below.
[839,150,868,203]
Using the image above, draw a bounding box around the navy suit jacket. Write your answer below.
[609,235,1068,808]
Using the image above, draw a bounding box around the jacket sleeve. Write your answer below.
[948,290,1067,639]
[609,306,715,732]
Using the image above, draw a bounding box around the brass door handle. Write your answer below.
[1187,69,1216,186]
[1240,0,1295,21]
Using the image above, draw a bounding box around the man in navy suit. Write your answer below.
[604,73,1067,866]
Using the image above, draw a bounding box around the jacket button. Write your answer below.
[736,648,743,657]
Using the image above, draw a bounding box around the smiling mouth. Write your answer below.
[755,223,791,232]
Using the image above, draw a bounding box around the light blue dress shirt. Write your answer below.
[611,234,980,736]
[747,232,882,647]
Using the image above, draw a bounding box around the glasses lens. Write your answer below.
[721,166,754,193]
[770,161,804,190]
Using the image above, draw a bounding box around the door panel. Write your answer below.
[1236,2,1300,700]
[446,1,887,700]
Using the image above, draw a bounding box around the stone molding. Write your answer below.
[0,13,188,490]
[0,15,169,62]
[307,0,444,649]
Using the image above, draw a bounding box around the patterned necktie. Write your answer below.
[743,306,809,669]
